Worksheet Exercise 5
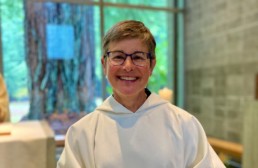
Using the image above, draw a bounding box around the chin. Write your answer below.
[117,88,144,97]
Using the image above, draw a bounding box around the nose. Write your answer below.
[123,56,134,71]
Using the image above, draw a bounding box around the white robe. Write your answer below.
[57,93,225,168]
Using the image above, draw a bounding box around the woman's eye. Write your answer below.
[133,55,145,60]
[113,55,125,60]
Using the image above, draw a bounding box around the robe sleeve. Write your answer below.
[182,116,226,168]
[57,126,85,168]
[57,114,97,168]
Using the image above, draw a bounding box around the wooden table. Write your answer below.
[208,137,243,161]
[0,120,56,168]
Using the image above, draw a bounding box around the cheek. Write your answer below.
[149,60,156,76]
[146,67,153,76]
[105,65,116,77]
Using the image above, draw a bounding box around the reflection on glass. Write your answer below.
[46,24,75,60]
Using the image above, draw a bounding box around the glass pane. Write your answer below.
[24,2,101,118]
[0,0,28,122]
[104,0,169,7]
[1,1,102,125]
[104,7,173,93]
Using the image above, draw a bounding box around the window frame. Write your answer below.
[0,0,185,109]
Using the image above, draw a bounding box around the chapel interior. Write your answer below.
[0,0,258,168]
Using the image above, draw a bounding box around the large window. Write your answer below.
[0,0,184,123]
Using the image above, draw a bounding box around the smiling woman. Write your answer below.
[102,38,155,112]
[100,20,157,111]
[103,6,171,94]
[57,20,225,168]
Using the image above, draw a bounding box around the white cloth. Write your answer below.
[0,121,56,168]
[57,93,225,168]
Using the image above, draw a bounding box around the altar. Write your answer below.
[0,120,56,168]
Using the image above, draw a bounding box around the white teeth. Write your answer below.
[120,77,136,81]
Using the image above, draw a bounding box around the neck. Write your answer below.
[113,91,147,112]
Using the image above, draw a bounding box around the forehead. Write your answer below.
[108,38,148,52]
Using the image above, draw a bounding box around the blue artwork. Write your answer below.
[46,24,74,60]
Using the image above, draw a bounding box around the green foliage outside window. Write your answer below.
[1,0,172,119]
[1,0,27,100]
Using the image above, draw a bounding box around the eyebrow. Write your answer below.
[110,50,145,54]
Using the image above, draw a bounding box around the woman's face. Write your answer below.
[102,38,156,98]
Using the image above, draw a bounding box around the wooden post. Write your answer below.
[255,74,258,100]
[243,101,258,168]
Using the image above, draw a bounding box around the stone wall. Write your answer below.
[184,0,258,143]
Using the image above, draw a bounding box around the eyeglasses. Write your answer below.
[105,51,152,67]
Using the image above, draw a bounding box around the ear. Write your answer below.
[101,56,107,75]
[149,59,156,76]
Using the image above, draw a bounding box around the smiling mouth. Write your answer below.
[119,76,137,81]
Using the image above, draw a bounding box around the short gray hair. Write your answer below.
[102,20,156,59]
